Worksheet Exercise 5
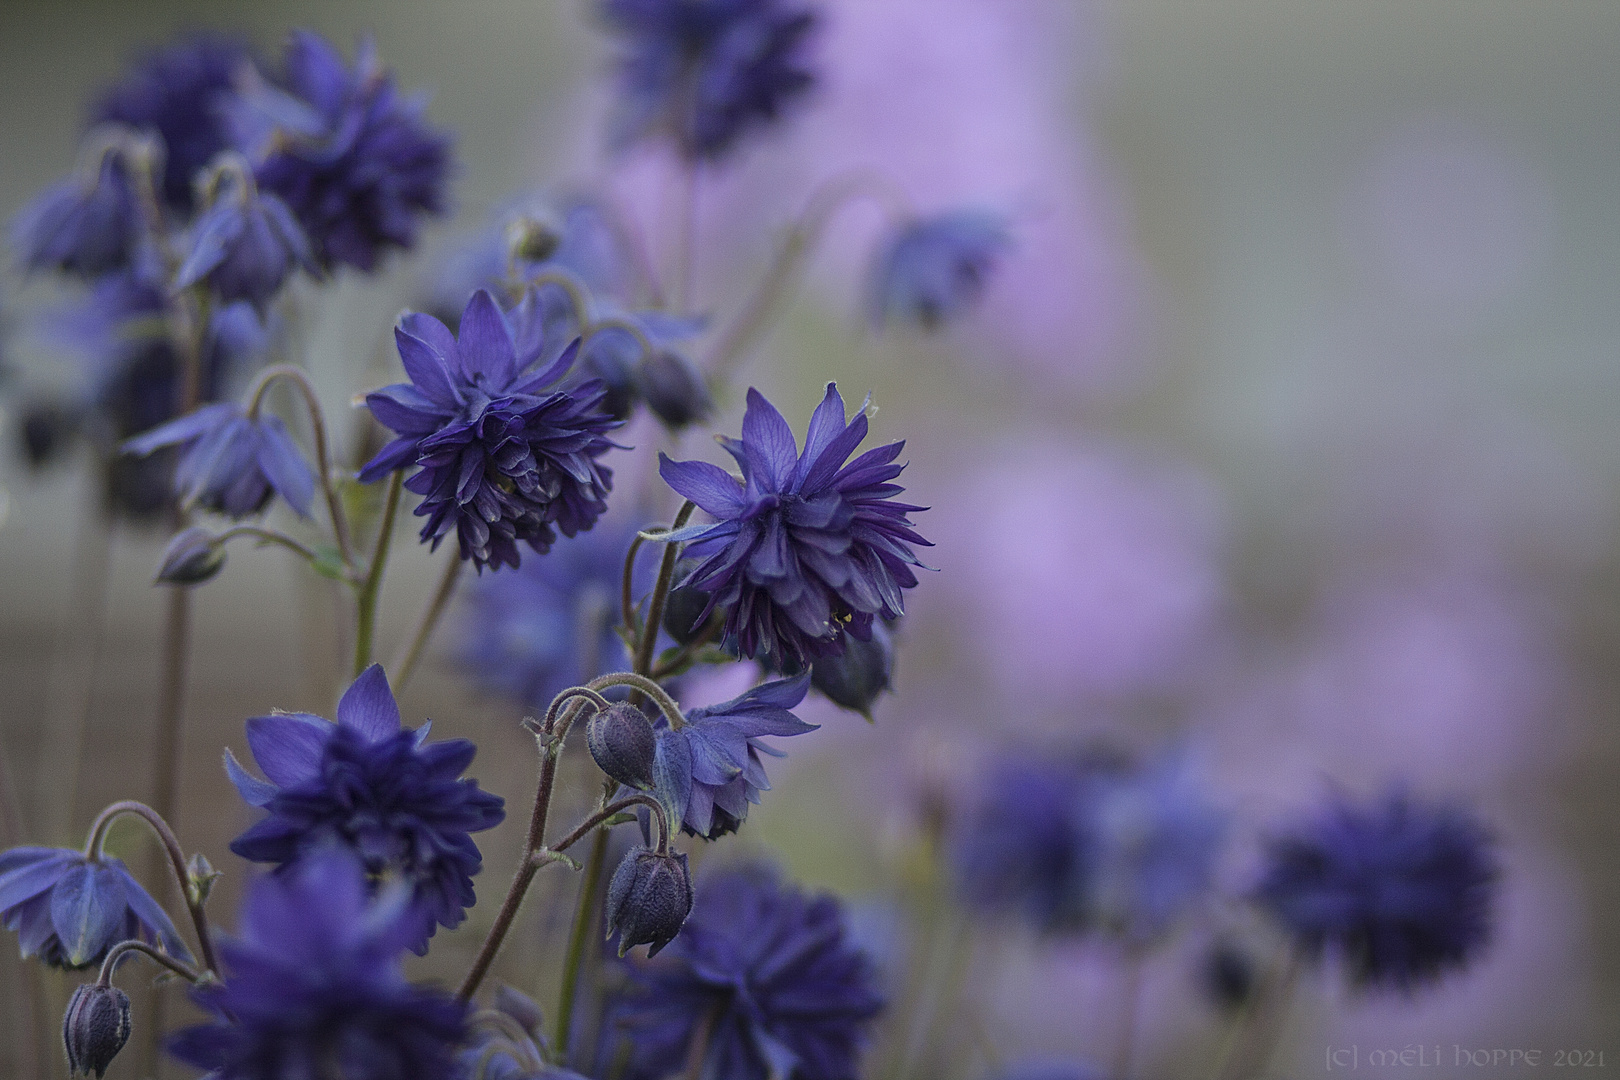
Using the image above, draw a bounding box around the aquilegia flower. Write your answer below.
[176,166,315,311]
[1255,788,1498,992]
[601,0,818,161]
[613,864,882,1080]
[168,848,468,1080]
[649,674,816,840]
[954,751,1223,940]
[225,664,505,952]
[90,33,256,214]
[0,846,192,970]
[124,401,316,519]
[236,31,452,272]
[659,383,930,664]
[359,288,620,572]
[868,211,1010,330]
[12,146,141,279]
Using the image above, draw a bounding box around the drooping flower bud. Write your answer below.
[155,526,226,585]
[636,349,712,430]
[586,703,658,791]
[63,983,131,1078]
[605,846,692,957]
[505,213,563,264]
[662,578,712,646]
[811,619,896,718]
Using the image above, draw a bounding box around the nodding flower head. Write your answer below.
[869,210,1010,330]
[0,846,192,971]
[601,0,819,161]
[13,145,142,280]
[1256,788,1498,993]
[658,384,931,665]
[359,288,621,572]
[225,664,505,953]
[176,164,315,311]
[123,402,315,520]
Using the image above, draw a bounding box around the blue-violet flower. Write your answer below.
[0,846,192,970]
[168,848,468,1080]
[176,166,315,311]
[1255,788,1498,992]
[12,148,140,279]
[612,864,882,1080]
[869,211,1010,330]
[225,664,505,952]
[124,401,315,519]
[658,383,930,664]
[359,288,619,572]
[649,674,816,840]
[237,31,452,272]
[601,0,819,161]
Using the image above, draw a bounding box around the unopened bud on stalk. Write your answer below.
[63,983,131,1078]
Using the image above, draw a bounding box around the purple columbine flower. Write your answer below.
[358,288,620,572]
[224,665,505,953]
[601,0,819,161]
[123,401,316,519]
[0,846,192,971]
[611,864,883,1080]
[175,168,315,311]
[168,848,468,1080]
[658,383,931,665]
[1255,788,1498,993]
[233,31,452,273]
[12,148,141,279]
[90,33,256,214]
[868,210,1010,330]
[648,674,816,840]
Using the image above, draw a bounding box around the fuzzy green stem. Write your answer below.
[353,470,403,677]
[634,502,696,679]
[96,939,205,987]
[586,672,685,731]
[215,524,321,565]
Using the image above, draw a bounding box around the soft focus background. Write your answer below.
[1,1,1617,1077]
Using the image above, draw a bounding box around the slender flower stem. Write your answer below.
[85,801,219,975]
[621,532,650,633]
[457,697,589,1002]
[216,524,322,565]
[96,939,205,987]
[242,363,355,568]
[550,795,669,856]
[634,502,696,678]
[45,488,111,844]
[586,672,685,731]
[392,556,463,691]
[578,316,658,367]
[515,269,592,328]
[553,814,611,1060]
[353,470,404,678]
[705,170,912,380]
[538,686,613,736]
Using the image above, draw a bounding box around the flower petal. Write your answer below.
[336,664,402,741]
[455,289,517,387]
[658,454,746,518]
[244,712,332,787]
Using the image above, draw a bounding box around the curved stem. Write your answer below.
[96,939,204,987]
[216,524,320,565]
[518,269,592,329]
[85,801,218,974]
[705,170,912,380]
[539,686,613,739]
[633,502,696,679]
[578,317,658,368]
[393,556,463,691]
[620,531,649,634]
[586,673,684,732]
[353,470,404,678]
[242,363,355,568]
[549,794,669,856]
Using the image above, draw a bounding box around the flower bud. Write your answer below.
[605,846,692,957]
[662,578,712,646]
[63,982,131,1078]
[156,526,226,585]
[505,213,563,264]
[811,620,895,718]
[635,349,712,430]
[586,703,658,790]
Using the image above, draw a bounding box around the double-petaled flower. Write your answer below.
[359,288,620,572]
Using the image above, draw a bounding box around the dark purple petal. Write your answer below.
[244,712,332,786]
[658,454,747,518]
